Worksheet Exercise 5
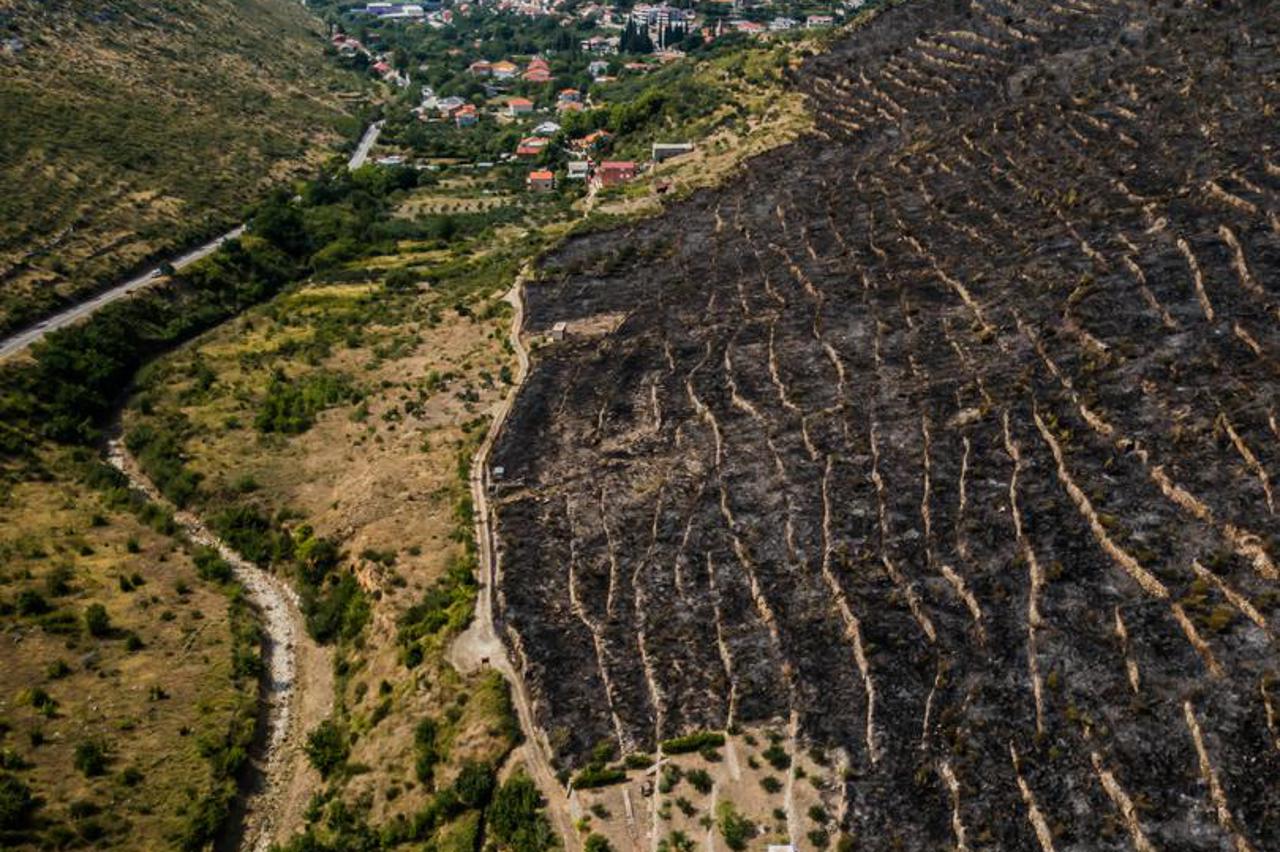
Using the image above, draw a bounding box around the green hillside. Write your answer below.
[0,0,367,334]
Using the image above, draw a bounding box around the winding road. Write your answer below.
[0,122,383,362]
[0,226,245,360]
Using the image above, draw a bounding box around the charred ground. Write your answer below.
[491,1,1279,848]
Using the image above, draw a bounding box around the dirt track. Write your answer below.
[107,437,332,852]
[448,278,581,849]
[490,0,1280,847]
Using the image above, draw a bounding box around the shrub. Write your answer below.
[304,720,349,778]
[686,768,713,795]
[74,739,110,777]
[84,603,111,637]
[658,830,696,852]
[16,590,49,616]
[454,761,496,809]
[716,801,754,851]
[572,766,627,789]
[808,828,831,849]
[192,547,233,584]
[45,564,74,597]
[759,775,782,794]
[661,730,724,755]
[809,804,830,824]
[762,742,790,770]
[585,834,613,852]
[0,773,38,830]
[255,369,359,434]
[414,718,440,784]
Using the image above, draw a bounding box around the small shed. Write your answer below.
[550,321,568,341]
[652,142,695,162]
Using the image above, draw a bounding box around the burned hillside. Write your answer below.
[491,0,1280,847]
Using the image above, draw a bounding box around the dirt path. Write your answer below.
[106,437,332,852]
[447,277,579,849]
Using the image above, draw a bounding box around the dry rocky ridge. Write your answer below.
[490,0,1280,848]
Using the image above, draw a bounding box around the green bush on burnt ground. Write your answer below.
[660,730,725,755]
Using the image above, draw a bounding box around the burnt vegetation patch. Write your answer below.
[492,0,1280,848]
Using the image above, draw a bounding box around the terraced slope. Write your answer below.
[491,0,1280,847]
[0,0,360,333]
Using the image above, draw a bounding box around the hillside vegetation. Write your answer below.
[0,0,365,334]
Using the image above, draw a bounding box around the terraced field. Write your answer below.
[491,0,1280,848]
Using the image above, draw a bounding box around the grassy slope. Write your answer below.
[0,453,256,849]
[123,223,530,839]
[0,0,364,332]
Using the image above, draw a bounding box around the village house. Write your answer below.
[491,60,519,80]
[469,59,493,76]
[523,59,553,83]
[730,19,766,35]
[558,88,582,104]
[566,160,592,180]
[556,100,585,114]
[527,170,557,192]
[454,104,479,127]
[436,96,468,116]
[580,35,619,55]
[769,16,799,31]
[588,59,610,78]
[533,120,562,136]
[806,13,835,27]
[508,97,535,116]
[573,129,613,153]
[516,136,549,158]
[595,160,637,187]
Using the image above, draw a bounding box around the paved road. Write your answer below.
[0,225,246,360]
[348,120,384,169]
[0,122,384,362]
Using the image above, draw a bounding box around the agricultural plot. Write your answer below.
[491,0,1280,848]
